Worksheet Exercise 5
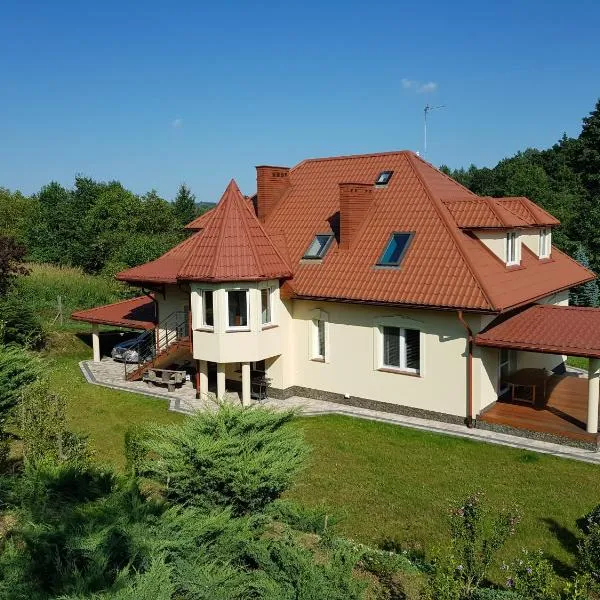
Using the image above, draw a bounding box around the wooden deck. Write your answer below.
[479,374,598,444]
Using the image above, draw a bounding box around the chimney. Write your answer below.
[256,165,290,222]
[339,182,373,250]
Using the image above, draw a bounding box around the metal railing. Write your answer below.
[124,311,189,380]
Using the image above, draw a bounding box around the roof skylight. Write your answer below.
[377,232,413,267]
[375,171,393,186]
[303,234,333,260]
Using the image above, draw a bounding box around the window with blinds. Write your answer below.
[382,326,420,373]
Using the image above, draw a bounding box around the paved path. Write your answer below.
[80,359,600,466]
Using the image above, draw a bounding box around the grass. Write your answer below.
[290,415,600,572]
[567,356,589,371]
[47,332,183,469]
[16,263,130,328]
[46,331,600,573]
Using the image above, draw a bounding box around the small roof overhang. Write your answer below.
[475,304,600,359]
[71,296,156,330]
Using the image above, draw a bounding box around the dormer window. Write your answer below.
[375,171,393,186]
[303,234,333,259]
[539,228,551,259]
[506,231,520,266]
[377,232,413,267]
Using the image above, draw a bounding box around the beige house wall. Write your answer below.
[155,284,190,350]
[285,300,473,417]
[476,231,513,263]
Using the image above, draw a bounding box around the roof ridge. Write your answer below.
[496,197,538,223]
[237,189,268,277]
[241,191,293,273]
[483,196,509,226]
[405,153,496,310]
[292,150,414,170]
[411,153,479,198]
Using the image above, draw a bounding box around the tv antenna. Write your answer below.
[423,104,445,155]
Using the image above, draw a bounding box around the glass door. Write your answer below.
[498,348,517,395]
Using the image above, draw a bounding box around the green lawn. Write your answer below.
[48,331,600,573]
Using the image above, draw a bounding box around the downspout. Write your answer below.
[457,310,475,428]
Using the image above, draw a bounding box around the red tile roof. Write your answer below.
[117,180,292,284]
[117,150,593,313]
[442,196,558,229]
[177,180,292,282]
[475,304,600,358]
[264,151,592,311]
[71,296,156,329]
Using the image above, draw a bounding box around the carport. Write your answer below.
[71,296,156,362]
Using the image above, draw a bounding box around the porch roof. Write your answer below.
[475,304,600,359]
[71,296,156,330]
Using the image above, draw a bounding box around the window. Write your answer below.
[303,234,333,259]
[375,170,393,186]
[539,228,551,259]
[227,290,249,329]
[261,287,273,325]
[377,232,413,267]
[313,319,326,360]
[382,326,420,373]
[201,290,214,328]
[506,232,519,265]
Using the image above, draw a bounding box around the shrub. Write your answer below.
[503,549,560,600]
[446,492,521,597]
[19,382,91,464]
[472,589,524,600]
[133,403,310,514]
[578,520,600,582]
[265,499,342,534]
[0,344,41,428]
[0,295,45,348]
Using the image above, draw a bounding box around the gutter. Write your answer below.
[457,310,475,428]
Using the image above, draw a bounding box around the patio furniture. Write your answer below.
[251,374,271,401]
[143,367,187,392]
[503,368,551,406]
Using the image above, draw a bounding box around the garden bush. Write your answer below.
[0,295,45,348]
[502,549,560,600]
[132,403,310,514]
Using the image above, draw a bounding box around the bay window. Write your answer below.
[261,287,273,326]
[201,290,214,328]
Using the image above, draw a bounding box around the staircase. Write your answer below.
[124,311,191,382]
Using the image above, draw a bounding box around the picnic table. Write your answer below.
[143,367,187,392]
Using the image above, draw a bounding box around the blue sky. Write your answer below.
[1,0,598,202]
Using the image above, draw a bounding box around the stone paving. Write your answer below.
[80,359,600,465]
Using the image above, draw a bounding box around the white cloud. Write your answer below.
[401,78,438,94]
[171,118,183,128]
[418,81,438,94]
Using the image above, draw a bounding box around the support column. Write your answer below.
[241,362,251,407]
[92,324,101,363]
[197,360,208,400]
[217,363,226,401]
[587,358,600,434]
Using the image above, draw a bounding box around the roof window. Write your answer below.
[375,171,393,186]
[377,232,413,267]
[303,234,333,260]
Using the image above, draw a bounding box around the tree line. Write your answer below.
[441,99,600,305]
[0,180,207,277]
